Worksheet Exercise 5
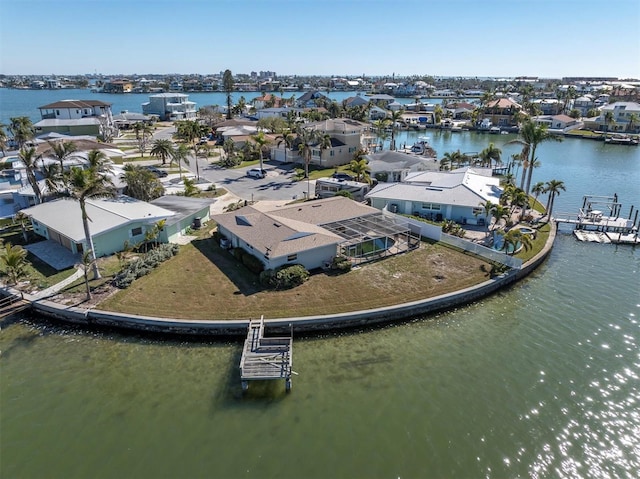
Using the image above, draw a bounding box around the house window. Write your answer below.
[431,204,441,211]
[131,227,143,236]
[287,254,298,261]
[56,110,60,115]
[330,150,335,156]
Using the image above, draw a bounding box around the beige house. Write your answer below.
[482,98,522,127]
[270,119,366,167]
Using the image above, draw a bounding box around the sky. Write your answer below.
[1,0,639,79]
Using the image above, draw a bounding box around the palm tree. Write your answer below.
[275,132,295,163]
[604,111,615,133]
[509,119,560,195]
[121,164,164,202]
[479,143,502,168]
[0,243,30,284]
[531,181,545,212]
[150,139,174,165]
[66,158,116,279]
[501,228,533,255]
[47,140,78,173]
[318,133,332,166]
[251,131,269,171]
[8,117,34,149]
[0,123,8,156]
[223,69,234,120]
[442,150,464,170]
[41,162,62,196]
[389,109,405,151]
[18,147,43,204]
[295,127,320,199]
[134,123,154,157]
[544,179,566,219]
[490,204,511,231]
[348,157,371,183]
[171,143,191,179]
[79,249,96,300]
[626,113,638,133]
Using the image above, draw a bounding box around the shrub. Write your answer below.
[260,264,309,289]
[374,172,388,182]
[241,251,264,274]
[113,243,179,288]
[331,255,352,273]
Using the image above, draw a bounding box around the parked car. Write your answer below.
[332,172,354,181]
[247,168,267,179]
[144,166,168,178]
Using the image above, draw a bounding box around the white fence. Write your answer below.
[440,233,523,269]
[385,209,522,269]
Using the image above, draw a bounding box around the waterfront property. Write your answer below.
[33,99,115,138]
[141,93,197,121]
[366,167,502,225]
[212,196,419,270]
[270,119,366,167]
[365,149,440,183]
[21,195,177,262]
[481,98,522,127]
[240,316,293,392]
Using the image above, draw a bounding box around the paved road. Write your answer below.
[152,125,314,201]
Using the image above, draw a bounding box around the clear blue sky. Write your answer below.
[1,0,639,78]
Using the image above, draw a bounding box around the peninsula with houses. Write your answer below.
[0,70,638,333]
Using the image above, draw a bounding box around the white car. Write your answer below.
[247,168,267,179]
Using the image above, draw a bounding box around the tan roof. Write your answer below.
[486,98,521,109]
[212,197,381,259]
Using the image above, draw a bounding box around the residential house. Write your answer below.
[252,93,285,109]
[296,90,330,108]
[366,167,503,225]
[532,99,564,115]
[103,79,134,93]
[212,196,418,270]
[142,93,197,121]
[593,102,640,133]
[365,150,440,183]
[532,114,581,131]
[149,196,212,242]
[22,196,177,258]
[270,119,366,167]
[573,95,595,116]
[34,99,115,138]
[482,98,523,127]
[343,95,370,109]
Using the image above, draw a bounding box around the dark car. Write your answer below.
[144,166,168,178]
[332,172,354,181]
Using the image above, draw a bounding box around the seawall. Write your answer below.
[19,223,557,336]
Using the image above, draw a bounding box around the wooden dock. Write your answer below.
[239,317,294,392]
[0,294,30,319]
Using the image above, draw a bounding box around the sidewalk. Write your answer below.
[27,268,84,301]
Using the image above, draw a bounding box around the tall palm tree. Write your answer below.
[501,228,533,255]
[296,127,320,198]
[121,164,164,202]
[604,111,615,133]
[134,123,154,157]
[18,146,43,204]
[47,140,78,173]
[318,133,332,166]
[150,139,174,165]
[251,131,270,171]
[275,132,295,163]
[531,181,545,212]
[509,119,560,195]
[389,109,405,151]
[544,179,566,219]
[66,158,116,279]
[171,143,191,179]
[626,113,638,133]
[41,162,62,196]
[490,204,511,231]
[9,117,34,149]
[0,123,8,156]
[223,69,234,120]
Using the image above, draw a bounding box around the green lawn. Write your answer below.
[514,222,551,263]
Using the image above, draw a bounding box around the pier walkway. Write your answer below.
[239,317,293,392]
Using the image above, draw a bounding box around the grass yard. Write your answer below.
[514,222,551,263]
[98,235,491,320]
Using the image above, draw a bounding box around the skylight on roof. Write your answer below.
[236,215,253,226]
[285,232,313,241]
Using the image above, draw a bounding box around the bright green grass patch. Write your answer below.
[514,222,551,263]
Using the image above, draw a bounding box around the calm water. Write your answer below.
[1,90,640,478]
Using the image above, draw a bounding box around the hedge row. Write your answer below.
[113,243,180,289]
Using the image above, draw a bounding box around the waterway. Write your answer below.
[1,89,639,478]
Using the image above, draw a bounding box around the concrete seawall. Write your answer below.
[25,223,557,336]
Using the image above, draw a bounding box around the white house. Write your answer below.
[34,99,114,138]
[532,114,581,131]
[142,93,197,121]
[365,150,440,183]
[366,167,503,225]
[594,102,640,133]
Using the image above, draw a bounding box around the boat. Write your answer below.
[489,126,501,134]
[604,134,639,145]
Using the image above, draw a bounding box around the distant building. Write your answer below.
[142,93,197,121]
